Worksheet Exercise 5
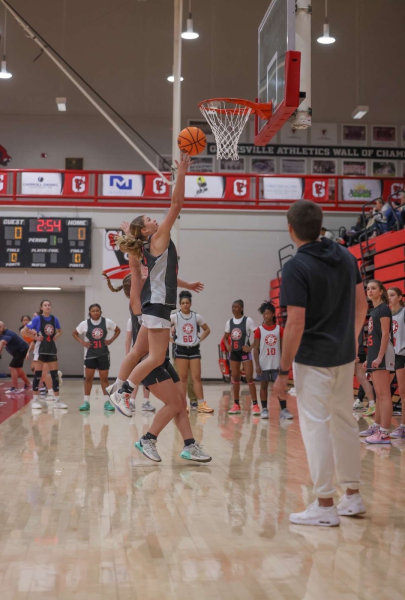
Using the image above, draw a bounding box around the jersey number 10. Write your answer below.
[266,348,276,355]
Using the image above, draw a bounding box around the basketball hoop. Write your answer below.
[198,98,272,160]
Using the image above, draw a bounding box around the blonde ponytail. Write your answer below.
[115,234,145,259]
[115,215,147,259]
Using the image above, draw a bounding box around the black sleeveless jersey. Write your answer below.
[229,317,249,352]
[86,317,109,358]
[367,303,395,370]
[39,315,57,355]
[141,236,178,308]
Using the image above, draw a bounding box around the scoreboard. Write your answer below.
[0,217,92,268]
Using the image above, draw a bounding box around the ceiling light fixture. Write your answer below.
[317,0,335,44]
[56,96,67,111]
[23,287,62,291]
[0,8,12,79]
[167,75,184,82]
[181,0,199,39]
[352,105,369,119]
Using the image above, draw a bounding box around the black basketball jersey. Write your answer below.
[229,317,249,352]
[38,314,57,355]
[141,236,178,308]
[86,317,109,358]
[367,303,395,370]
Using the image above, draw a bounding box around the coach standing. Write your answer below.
[273,200,368,527]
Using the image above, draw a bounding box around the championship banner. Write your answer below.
[342,179,382,201]
[382,180,405,202]
[21,172,63,195]
[63,173,89,196]
[0,172,8,195]
[185,175,225,198]
[102,174,145,197]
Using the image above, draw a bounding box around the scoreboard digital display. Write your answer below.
[0,217,92,268]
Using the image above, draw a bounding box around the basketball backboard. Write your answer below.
[255,0,310,146]
[258,0,295,125]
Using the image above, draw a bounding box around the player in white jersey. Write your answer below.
[171,290,213,413]
[252,301,293,420]
[388,287,405,438]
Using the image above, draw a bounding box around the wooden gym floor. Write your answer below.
[0,380,404,600]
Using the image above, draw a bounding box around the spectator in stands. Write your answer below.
[385,191,405,231]
[366,198,388,235]
[346,215,367,247]
[320,227,335,241]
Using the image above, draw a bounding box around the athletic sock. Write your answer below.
[261,400,268,409]
[401,423,405,428]
[252,400,259,405]
[115,378,124,387]
[380,427,389,434]
[197,399,204,405]
[184,438,195,446]
[278,398,287,410]
[142,432,157,441]
[234,399,240,405]
[85,395,90,403]
[374,422,380,428]
[368,400,375,407]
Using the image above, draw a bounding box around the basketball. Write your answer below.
[177,127,207,156]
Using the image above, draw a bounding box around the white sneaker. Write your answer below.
[47,392,56,401]
[289,501,341,527]
[32,399,47,409]
[289,387,297,396]
[53,399,68,409]
[280,408,294,420]
[129,399,136,412]
[353,398,364,411]
[142,400,156,412]
[261,407,269,419]
[110,388,132,417]
[337,493,366,517]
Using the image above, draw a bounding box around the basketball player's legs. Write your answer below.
[189,358,213,413]
[176,357,191,397]
[126,328,170,386]
[229,360,242,414]
[243,360,259,414]
[135,372,211,463]
[15,368,30,386]
[9,367,19,388]
[371,370,392,431]
[395,367,405,407]
[99,369,115,411]
[355,362,374,403]
[84,368,95,397]
[259,380,269,418]
[116,326,150,383]
[41,363,52,393]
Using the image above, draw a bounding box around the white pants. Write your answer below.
[294,361,361,498]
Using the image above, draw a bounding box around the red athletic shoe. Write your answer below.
[228,403,241,414]
[252,403,261,416]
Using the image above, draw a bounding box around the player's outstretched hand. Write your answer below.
[175,152,190,176]
[188,281,204,293]
[120,221,131,236]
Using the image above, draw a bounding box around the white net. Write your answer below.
[199,100,252,160]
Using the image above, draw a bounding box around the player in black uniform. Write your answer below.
[104,254,211,463]
[73,304,121,412]
[360,280,395,444]
[222,300,258,415]
[22,300,66,410]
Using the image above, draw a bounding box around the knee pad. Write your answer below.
[50,370,59,393]
[33,371,43,392]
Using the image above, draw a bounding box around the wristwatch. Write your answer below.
[278,367,290,376]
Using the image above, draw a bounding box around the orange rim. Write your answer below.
[198,97,272,121]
